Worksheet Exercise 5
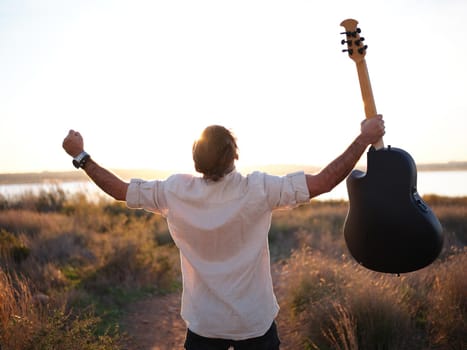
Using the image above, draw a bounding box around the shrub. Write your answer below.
[0,229,30,264]
[276,246,466,349]
[1,191,465,349]
[424,251,467,349]
[0,269,40,349]
[0,269,121,350]
[28,308,120,350]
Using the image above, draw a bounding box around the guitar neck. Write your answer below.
[355,59,385,149]
[356,59,377,118]
[341,18,384,149]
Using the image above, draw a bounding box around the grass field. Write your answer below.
[0,190,465,349]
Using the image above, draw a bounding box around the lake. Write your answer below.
[1,171,466,201]
[320,170,467,200]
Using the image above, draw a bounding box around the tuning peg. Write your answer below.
[357,45,368,54]
[351,28,362,38]
[341,28,362,38]
[341,39,353,46]
[342,49,354,55]
[355,37,365,46]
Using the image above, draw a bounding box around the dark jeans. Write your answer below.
[184,322,280,350]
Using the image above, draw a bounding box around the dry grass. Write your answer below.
[0,270,40,349]
[0,191,466,349]
[0,269,122,350]
[0,191,177,349]
[274,196,467,349]
[276,247,466,350]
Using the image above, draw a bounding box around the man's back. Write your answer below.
[126,170,310,339]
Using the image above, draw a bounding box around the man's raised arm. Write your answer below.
[62,130,129,201]
[306,115,385,198]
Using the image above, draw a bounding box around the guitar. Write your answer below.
[340,19,443,274]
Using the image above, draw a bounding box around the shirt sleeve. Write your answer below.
[265,171,310,209]
[126,178,164,214]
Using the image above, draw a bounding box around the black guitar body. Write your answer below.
[344,146,443,273]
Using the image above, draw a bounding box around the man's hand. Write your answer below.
[62,129,129,200]
[62,130,84,157]
[360,114,385,145]
[306,114,385,198]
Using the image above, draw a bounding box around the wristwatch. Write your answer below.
[72,151,91,169]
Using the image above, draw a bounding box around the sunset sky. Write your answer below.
[1,0,466,174]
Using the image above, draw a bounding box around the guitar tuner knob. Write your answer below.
[355,38,365,45]
[341,39,353,46]
[350,28,362,38]
[342,49,354,55]
[358,45,368,54]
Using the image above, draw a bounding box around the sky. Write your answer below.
[1,0,466,174]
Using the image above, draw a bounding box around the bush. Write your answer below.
[1,191,465,349]
[0,229,30,264]
[276,246,467,349]
[0,192,179,349]
[29,308,120,350]
[0,269,121,350]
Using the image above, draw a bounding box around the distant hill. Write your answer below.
[1,162,466,185]
[416,161,467,171]
[0,171,87,185]
[0,169,173,185]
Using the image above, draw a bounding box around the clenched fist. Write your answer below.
[62,130,84,157]
[360,114,385,145]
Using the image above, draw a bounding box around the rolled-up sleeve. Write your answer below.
[126,179,162,213]
[285,171,310,205]
[264,171,310,209]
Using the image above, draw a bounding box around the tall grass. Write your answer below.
[276,247,466,350]
[1,190,179,349]
[0,269,120,349]
[0,270,39,349]
[0,190,466,349]
[275,197,467,350]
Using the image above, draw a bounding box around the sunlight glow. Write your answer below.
[1,0,466,173]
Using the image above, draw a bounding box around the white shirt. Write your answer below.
[126,170,310,340]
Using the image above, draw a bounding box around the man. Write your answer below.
[62,115,384,350]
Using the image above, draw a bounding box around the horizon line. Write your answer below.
[1,161,467,185]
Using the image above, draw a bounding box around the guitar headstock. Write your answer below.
[340,19,368,63]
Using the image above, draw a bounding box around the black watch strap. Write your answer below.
[72,151,91,169]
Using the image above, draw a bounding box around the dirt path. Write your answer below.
[120,291,186,350]
[120,266,295,350]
